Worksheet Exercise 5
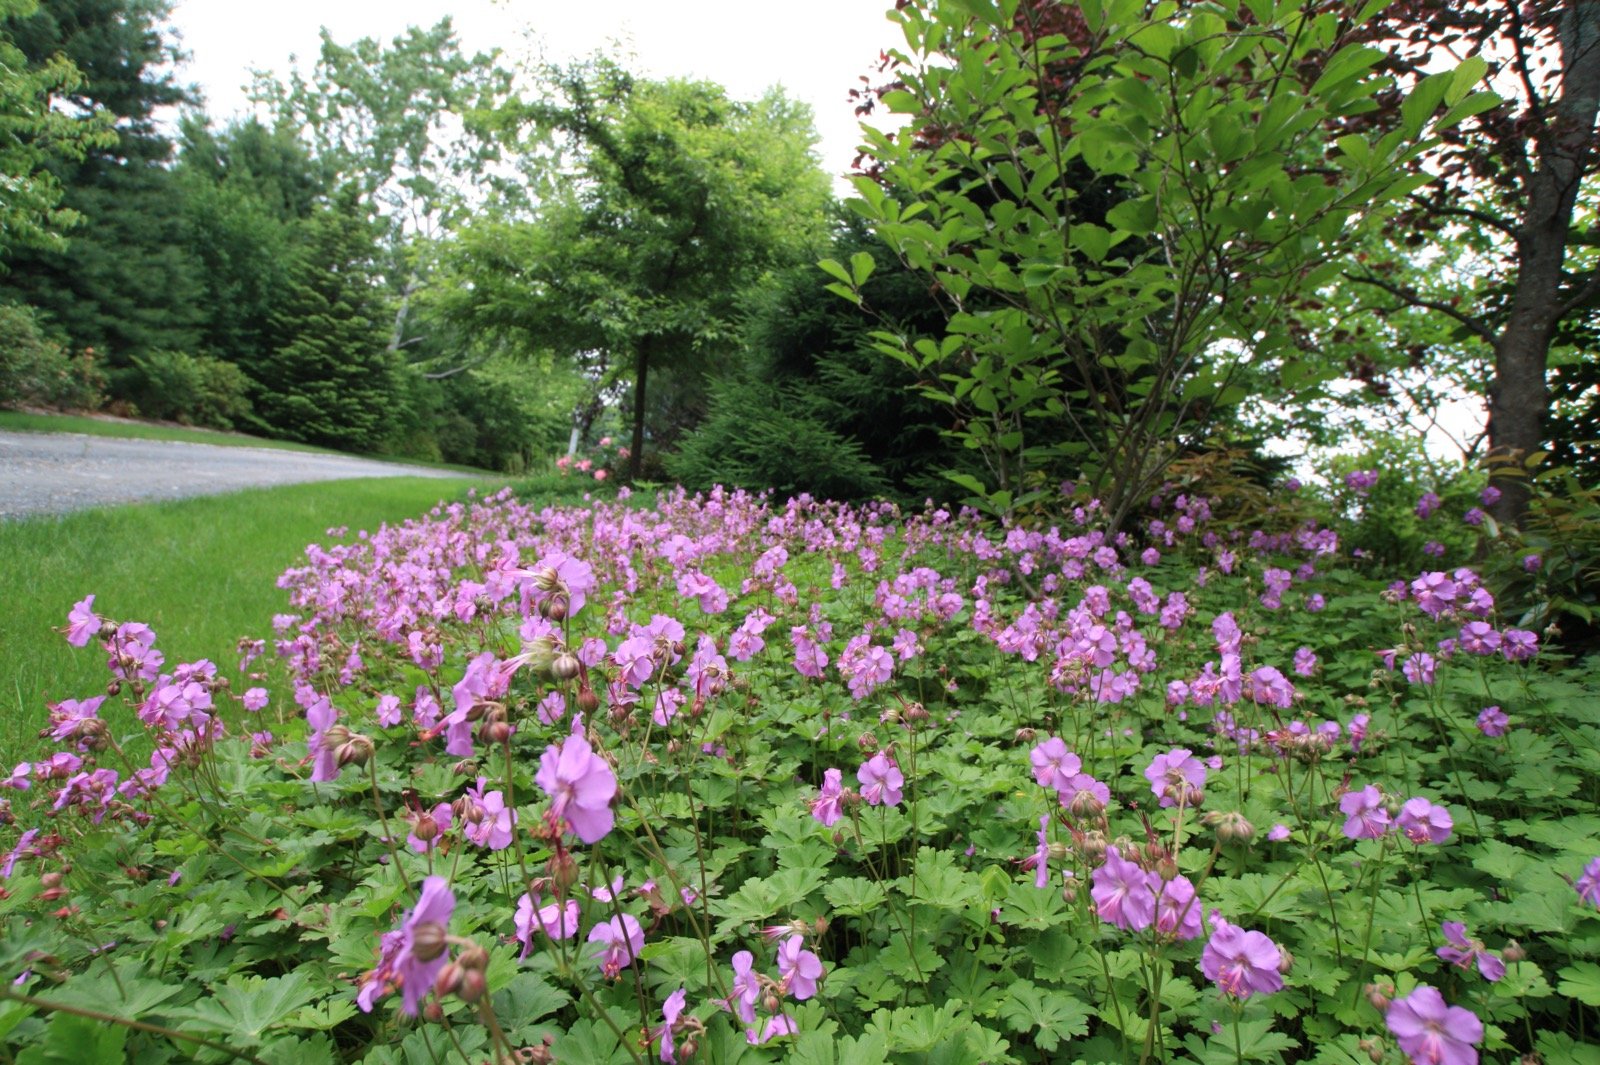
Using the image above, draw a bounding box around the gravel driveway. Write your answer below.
[0,431,474,520]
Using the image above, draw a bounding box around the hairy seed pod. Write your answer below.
[432,961,464,998]
[458,942,490,972]
[551,653,582,682]
[411,922,448,963]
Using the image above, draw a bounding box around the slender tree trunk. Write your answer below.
[1487,0,1600,526]
[386,274,421,354]
[630,337,650,481]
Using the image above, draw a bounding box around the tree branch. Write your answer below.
[1343,271,1500,345]
[1554,269,1600,321]
[1405,194,1519,239]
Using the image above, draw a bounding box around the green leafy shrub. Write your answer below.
[1477,464,1600,651]
[1320,436,1482,571]
[0,304,107,411]
[119,349,252,429]
[668,378,888,500]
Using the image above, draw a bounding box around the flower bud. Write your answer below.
[549,850,579,892]
[1364,983,1392,1011]
[411,814,440,843]
[763,993,781,1013]
[1047,842,1069,861]
[1502,939,1526,963]
[479,720,513,745]
[1276,948,1293,974]
[551,653,582,682]
[336,734,374,768]
[457,968,487,1002]
[40,872,63,890]
[1216,811,1255,844]
[433,960,465,998]
[458,942,490,972]
[543,595,569,622]
[1014,727,1037,744]
[411,921,448,963]
[857,733,879,753]
[423,1002,444,1022]
[577,686,600,714]
[1069,789,1106,819]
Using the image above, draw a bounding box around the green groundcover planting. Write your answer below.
[1,481,1597,1064]
[0,477,505,763]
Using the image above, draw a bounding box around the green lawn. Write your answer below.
[0,410,494,475]
[0,476,510,764]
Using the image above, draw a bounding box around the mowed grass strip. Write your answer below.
[0,476,509,764]
[0,410,495,474]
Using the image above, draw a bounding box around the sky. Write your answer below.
[166,0,902,191]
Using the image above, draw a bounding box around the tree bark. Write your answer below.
[1487,0,1600,526]
[629,336,650,481]
[386,274,421,354]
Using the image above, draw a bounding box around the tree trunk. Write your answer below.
[629,337,650,481]
[1487,0,1600,526]
[386,274,421,354]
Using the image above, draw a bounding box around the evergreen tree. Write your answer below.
[0,0,202,367]
[178,116,325,371]
[0,0,113,261]
[256,195,397,451]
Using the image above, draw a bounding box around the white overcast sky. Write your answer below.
[167,0,901,190]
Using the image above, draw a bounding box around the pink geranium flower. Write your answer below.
[1339,784,1390,840]
[589,913,644,978]
[306,697,339,783]
[811,767,845,826]
[536,732,618,843]
[654,986,687,1063]
[1153,875,1203,940]
[406,802,452,853]
[357,875,455,1016]
[857,752,903,807]
[1396,798,1453,845]
[1144,747,1206,808]
[1029,736,1081,792]
[515,893,580,955]
[1436,921,1504,982]
[724,949,760,1024]
[1575,857,1600,908]
[777,934,824,999]
[65,595,102,647]
[462,778,517,850]
[1385,985,1482,1065]
[1201,914,1283,998]
[1091,846,1157,931]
